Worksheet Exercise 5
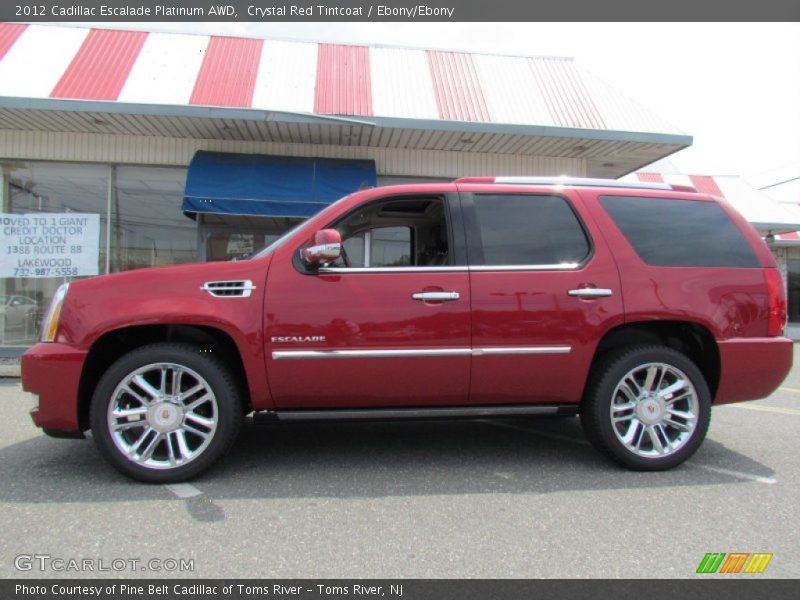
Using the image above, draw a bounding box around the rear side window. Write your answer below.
[600,196,759,267]
[472,194,590,265]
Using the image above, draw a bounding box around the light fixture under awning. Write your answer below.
[182,151,377,217]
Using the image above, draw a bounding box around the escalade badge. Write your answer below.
[271,336,326,343]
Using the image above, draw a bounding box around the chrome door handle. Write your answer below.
[412,291,461,301]
[568,288,613,298]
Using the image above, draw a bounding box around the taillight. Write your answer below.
[765,269,787,337]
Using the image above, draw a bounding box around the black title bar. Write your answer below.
[2,0,800,22]
[5,579,800,600]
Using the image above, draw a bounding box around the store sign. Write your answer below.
[0,213,100,278]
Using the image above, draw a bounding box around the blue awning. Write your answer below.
[182,151,377,217]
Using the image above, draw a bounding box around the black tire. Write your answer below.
[580,345,711,471]
[90,343,243,483]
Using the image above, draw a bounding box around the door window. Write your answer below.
[599,195,759,267]
[329,197,449,268]
[471,194,590,266]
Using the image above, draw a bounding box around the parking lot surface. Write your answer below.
[1,351,799,579]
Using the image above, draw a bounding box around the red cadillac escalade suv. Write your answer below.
[22,177,793,482]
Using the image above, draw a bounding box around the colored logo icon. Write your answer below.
[696,553,773,574]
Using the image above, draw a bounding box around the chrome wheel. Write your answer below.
[610,362,699,458]
[107,362,218,470]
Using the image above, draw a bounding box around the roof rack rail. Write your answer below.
[454,176,695,192]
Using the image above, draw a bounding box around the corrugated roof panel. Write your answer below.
[51,29,148,100]
[558,59,606,129]
[577,65,684,134]
[0,23,688,148]
[713,176,800,232]
[690,175,725,197]
[527,58,606,130]
[427,51,490,122]
[252,39,318,113]
[315,44,372,116]
[636,172,664,183]
[473,54,553,126]
[660,173,694,188]
[119,33,209,105]
[0,23,26,60]
[190,36,263,107]
[371,47,438,120]
[0,26,89,98]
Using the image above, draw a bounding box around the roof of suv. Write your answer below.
[454,176,698,193]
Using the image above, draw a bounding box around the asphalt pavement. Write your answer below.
[1,351,799,579]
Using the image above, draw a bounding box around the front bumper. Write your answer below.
[22,342,87,433]
[715,336,793,404]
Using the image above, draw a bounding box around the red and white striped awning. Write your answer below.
[0,23,687,132]
[0,24,693,176]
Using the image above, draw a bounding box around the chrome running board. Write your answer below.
[254,404,579,423]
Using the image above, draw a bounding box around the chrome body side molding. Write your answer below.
[470,346,572,356]
[272,348,473,360]
[271,346,571,360]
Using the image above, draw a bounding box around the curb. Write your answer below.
[0,364,21,377]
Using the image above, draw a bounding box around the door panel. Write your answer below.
[469,266,622,404]
[462,187,624,405]
[265,267,471,408]
[264,192,470,409]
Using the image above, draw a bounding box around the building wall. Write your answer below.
[0,129,587,179]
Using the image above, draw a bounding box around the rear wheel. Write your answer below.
[581,345,711,470]
[90,343,243,483]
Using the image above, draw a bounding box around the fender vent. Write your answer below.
[201,280,256,298]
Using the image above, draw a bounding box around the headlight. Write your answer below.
[40,283,69,342]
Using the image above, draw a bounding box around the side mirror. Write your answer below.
[301,229,342,267]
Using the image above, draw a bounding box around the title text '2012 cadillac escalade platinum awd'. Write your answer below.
[22,177,793,482]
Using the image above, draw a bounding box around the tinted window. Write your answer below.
[370,227,412,267]
[600,196,759,267]
[329,196,449,268]
[342,232,366,267]
[472,194,590,265]
[339,227,413,268]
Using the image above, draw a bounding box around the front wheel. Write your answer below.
[581,345,711,471]
[90,343,243,483]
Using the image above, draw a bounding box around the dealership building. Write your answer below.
[0,22,759,352]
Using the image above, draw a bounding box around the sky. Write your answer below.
[70,21,800,191]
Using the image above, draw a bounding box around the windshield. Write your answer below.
[249,192,358,259]
[249,219,310,259]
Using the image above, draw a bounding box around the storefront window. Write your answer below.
[1,162,196,348]
[1,161,108,346]
[111,166,195,271]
